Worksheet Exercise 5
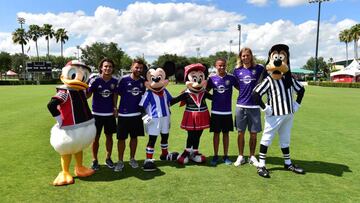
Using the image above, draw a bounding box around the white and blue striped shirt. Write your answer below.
[139,89,172,118]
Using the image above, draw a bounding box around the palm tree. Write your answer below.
[339,29,352,66]
[42,24,54,58]
[350,24,360,60]
[12,28,28,55]
[55,28,69,57]
[27,24,42,61]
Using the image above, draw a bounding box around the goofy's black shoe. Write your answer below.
[284,164,305,174]
[257,166,270,178]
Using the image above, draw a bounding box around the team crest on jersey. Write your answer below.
[252,70,257,75]
[110,84,115,90]
[98,85,102,89]
[225,80,230,86]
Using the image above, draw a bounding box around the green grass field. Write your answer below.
[0,84,359,202]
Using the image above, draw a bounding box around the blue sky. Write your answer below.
[1,0,359,67]
[2,0,358,30]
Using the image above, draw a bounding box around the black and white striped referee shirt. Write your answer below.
[254,76,304,116]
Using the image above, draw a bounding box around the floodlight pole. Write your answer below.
[76,45,80,60]
[228,40,233,62]
[237,24,241,54]
[309,0,329,81]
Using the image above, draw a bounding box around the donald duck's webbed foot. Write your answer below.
[74,166,95,177]
[53,171,74,186]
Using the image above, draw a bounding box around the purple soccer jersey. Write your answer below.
[233,64,264,108]
[115,74,145,116]
[207,74,238,114]
[88,76,118,116]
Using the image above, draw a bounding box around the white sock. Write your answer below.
[284,159,292,165]
[258,159,266,167]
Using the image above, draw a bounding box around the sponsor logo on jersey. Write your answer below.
[128,87,141,96]
[100,89,111,98]
[215,85,228,94]
[241,75,256,84]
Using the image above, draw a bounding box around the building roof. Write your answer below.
[330,59,360,77]
[291,68,313,74]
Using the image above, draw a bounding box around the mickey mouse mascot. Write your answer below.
[252,44,305,178]
[171,63,212,165]
[139,61,179,171]
[47,60,96,185]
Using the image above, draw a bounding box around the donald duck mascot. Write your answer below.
[47,60,96,186]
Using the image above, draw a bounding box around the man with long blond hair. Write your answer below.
[233,47,265,167]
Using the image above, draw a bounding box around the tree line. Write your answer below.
[12,23,69,59]
[338,23,360,66]
[5,22,359,80]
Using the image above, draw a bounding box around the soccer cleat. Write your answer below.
[143,159,157,172]
[248,156,259,167]
[160,152,179,161]
[177,150,190,165]
[129,158,139,169]
[190,151,206,163]
[284,164,305,174]
[114,160,124,172]
[105,158,115,169]
[91,160,100,171]
[223,156,232,165]
[257,166,270,178]
[233,155,246,167]
[210,156,219,166]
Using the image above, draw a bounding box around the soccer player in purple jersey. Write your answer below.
[113,59,146,172]
[87,58,118,171]
[233,48,265,167]
[207,58,239,166]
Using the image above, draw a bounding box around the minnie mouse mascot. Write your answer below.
[171,63,212,165]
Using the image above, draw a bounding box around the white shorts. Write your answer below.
[260,114,294,148]
[145,116,170,135]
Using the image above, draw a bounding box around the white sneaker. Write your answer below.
[248,156,259,167]
[114,160,124,172]
[234,155,246,167]
[129,158,139,169]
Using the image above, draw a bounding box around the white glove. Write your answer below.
[55,115,63,126]
[262,104,273,116]
[142,115,152,125]
[293,102,301,113]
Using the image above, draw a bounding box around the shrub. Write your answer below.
[0,79,60,85]
[308,81,360,88]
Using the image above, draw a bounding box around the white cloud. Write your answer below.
[278,0,306,7]
[247,0,268,7]
[1,2,358,68]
